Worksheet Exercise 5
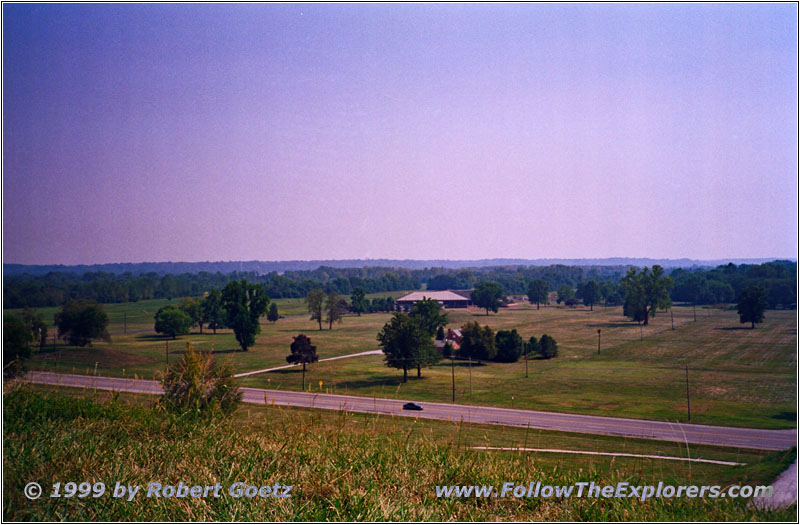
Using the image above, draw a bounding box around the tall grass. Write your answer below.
[3,387,795,521]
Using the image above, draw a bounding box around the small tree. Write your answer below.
[457,321,496,361]
[21,308,47,351]
[161,343,242,419]
[526,336,540,356]
[471,281,504,315]
[350,287,368,316]
[154,306,192,339]
[325,292,348,330]
[55,299,110,347]
[222,280,270,352]
[737,286,767,329]
[4,314,33,377]
[286,334,318,390]
[539,334,558,359]
[436,325,445,341]
[527,279,549,310]
[267,302,280,323]
[202,289,225,334]
[306,289,326,330]
[494,329,524,363]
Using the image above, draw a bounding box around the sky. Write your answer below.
[3,3,797,265]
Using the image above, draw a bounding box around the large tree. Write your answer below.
[202,289,225,334]
[349,287,368,316]
[527,279,549,310]
[557,284,574,305]
[457,321,497,361]
[620,266,673,326]
[55,299,110,347]
[409,297,448,337]
[325,292,348,330]
[737,286,767,329]
[286,334,318,390]
[470,281,504,315]
[494,329,524,363]
[179,297,204,333]
[577,280,600,311]
[221,280,270,351]
[377,313,437,382]
[306,289,326,330]
[154,306,192,339]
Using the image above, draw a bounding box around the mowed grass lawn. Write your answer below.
[16,297,797,429]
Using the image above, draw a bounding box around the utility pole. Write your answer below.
[123,312,127,333]
[693,303,697,322]
[685,365,691,421]
[670,309,674,330]
[165,340,169,367]
[597,329,601,355]
[524,349,529,378]
[468,356,472,396]
[640,323,643,340]
[451,356,455,402]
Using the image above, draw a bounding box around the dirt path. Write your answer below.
[751,459,797,510]
[473,446,743,466]
[233,349,383,378]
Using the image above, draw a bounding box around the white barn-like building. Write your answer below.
[395,290,472,310]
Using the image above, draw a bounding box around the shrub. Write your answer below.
[539,334,558,359]
[161,344,241,419]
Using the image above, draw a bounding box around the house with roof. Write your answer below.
[395,290,472,310]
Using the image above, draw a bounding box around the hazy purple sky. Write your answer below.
[3,3,797,265]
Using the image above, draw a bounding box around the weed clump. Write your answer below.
[160,344,241,419]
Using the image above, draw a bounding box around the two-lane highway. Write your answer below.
[27,371,796,451]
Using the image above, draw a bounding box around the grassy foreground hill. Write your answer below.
[3,385,795,521]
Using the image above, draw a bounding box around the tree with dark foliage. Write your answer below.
[286,334,318,390]
[154,306,192,339]
[222,280,270,351]
[471,281,504,315]
[55,299,110,346]
[737,286,767,329]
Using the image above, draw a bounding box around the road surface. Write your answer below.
[27,371,796,451]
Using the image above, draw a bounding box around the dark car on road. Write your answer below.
[402,402,423,411]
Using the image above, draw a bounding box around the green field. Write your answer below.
[15,297,797,429]
[3,385,795,521]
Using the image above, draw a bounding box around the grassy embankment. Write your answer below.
[3,385,796,521]
[15,298,797,429]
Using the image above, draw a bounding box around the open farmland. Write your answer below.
[18,297,796,430]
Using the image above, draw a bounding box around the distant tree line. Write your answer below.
[3,268,420,308]
[669,261,795,309]
[5,261,794,311]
